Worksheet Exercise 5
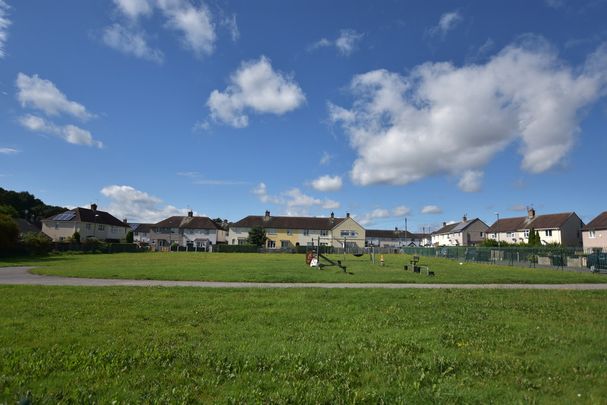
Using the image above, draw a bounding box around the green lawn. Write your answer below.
[2,252,606,284]
[0,286,605,403]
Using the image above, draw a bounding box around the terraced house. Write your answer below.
[582,211,607,252]
[150,211,226,251]
[431,216,489,246]
[41,204,130,242]
[486,208,584,247]
[228,211,366,249]
[365,228,422,247]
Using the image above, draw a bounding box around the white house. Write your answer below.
[486,208,584,247]
[150,212,225,251]
[41,204,130,242]
[365,229,421,247]
[431,216,488,246]
[582,211,607,252]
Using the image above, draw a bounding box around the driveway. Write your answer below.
[1,267,607,290]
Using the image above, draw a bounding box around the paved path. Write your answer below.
[1,267,607,290]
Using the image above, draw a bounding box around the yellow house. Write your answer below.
[228,211,366,249]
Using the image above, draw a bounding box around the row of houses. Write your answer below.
[39,204,607,252]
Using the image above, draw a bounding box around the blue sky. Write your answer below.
[1,0,606,231]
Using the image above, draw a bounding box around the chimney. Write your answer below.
[264,210,270,221]
[442,222,447,227]
[91,203,97,211]
[188,210,193,218]
[123,218,128,224]
[528,207,535,219]
[395,227,398,231]
[462,214,467,222]
[346,212,350,218]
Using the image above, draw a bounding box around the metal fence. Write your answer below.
[401,246,607,271]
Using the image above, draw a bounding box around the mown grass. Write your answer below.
[3,252,606,284]
[0,286,605,403]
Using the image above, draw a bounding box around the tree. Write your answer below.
[72,231,81,243]
[247,226,267,247]
[0,204,18,218]
[0,213,19,252]
[528,227,541,246]
[126,230,134,243]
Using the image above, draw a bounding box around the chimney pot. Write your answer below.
[188,210,193,217]
[330,212,334,219]
[123,218,128,224]
[91,203,97,211]
[462,215,467,222]
[528,207,536,219]
[443,222,447,227]
[346,212,350,218]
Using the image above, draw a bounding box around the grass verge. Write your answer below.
[3,252,606,284]
[0,286,605,403]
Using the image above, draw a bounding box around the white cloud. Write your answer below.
[113,0,152,19]
[19,114,103,148]
[421,205,442,214]
[311,175,342,192]
[458,170,483,192]
[311,29,363,56]
[330,40,607,187]
[16,73,93,120]
[108,0,216,59]
[157,0,216,57]
[319,151,332,165]
[221,14,239,42]
[252,182,340,216]
[207,56,306,127]
[393,205,411,216]
[102,24,163,63]
[545,0,565,9]
[357,206,411,226]
[429,11,462,37]
[0,147,18,154]
[100,185,188,223]
[0,0,10,59]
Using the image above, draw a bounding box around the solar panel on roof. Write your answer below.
[54,211,75,221]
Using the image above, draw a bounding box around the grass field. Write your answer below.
[2,252,606,284]
[0,286,605,403]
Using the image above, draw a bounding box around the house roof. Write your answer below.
[583,211,607,231]
[486,212,578,233]
[366,229,416,239]
[131,223,153,233]
[434,222,458,235]
[44,207,129,228]
[433,218,487,235]
[231,215,346,230]
[154,216,219,230]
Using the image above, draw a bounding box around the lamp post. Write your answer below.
[404,217,408,248]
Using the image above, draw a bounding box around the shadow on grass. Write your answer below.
[0,253,81,267]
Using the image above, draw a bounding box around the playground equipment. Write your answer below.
[306,238,348,273]
[403,255,435,276]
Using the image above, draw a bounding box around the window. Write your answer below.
[589,230,596,238]
[266,228,276,235]
[306,241,314,246]
[111,226,117,233]
[238,238,247,245]
[54,222,59,229]
[340,230,358,237]
[545,230,553,237]
[86,223,92,230]
[98,224,105,231]
[492,233,496,238]
[507,232,515,238]
[480,232,483,237]
[303,229,309,236]
[524,229,529,238]
[267,240,276,248]
[287,229,292,235]
[281,240,290,248]
[320,230,328,236]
